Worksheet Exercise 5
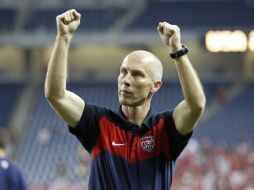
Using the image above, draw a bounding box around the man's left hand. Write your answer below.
[157,22,182,52]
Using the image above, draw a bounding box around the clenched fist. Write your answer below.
[56,9,81,37]
[157,22,182,52]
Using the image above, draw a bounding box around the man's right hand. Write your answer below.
[56,9,81,37]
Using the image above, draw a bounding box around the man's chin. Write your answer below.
[119,98,133,106]
[120,100,131,106]
[119,99,144,107]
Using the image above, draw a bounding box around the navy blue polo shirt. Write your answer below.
[0,157,27,190]
[69,103,192,190]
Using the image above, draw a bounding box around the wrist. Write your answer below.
[56,34,73,48]
[169,44,188,59]
[56,33,72,42]
[171,44,182,52]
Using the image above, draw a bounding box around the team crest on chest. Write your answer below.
[140,136,155,152]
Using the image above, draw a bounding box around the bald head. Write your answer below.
[123,50,163,81]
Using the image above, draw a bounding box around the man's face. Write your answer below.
[118,54,155,107]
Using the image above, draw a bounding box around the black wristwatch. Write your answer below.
[169,44,189,59]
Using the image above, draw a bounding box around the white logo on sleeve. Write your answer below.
[112,140,127,146]
[1,160,9,170]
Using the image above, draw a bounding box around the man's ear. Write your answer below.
[148,80,162,98]
[152,80,162,93]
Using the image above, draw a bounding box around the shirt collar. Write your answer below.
[116,105,155,134]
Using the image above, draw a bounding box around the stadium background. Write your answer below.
[0,0,254,189]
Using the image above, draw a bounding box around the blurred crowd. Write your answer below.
[28,137,254,190]
[172,138,254,190]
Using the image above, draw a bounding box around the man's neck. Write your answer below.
[0,149,6,158]
[122,102,151,126]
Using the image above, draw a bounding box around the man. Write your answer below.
[0,130,27,190]
[45,9,206,189]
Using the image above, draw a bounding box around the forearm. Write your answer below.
[45,35,72,99]
[174,55,206,111]
[158,22,205,133]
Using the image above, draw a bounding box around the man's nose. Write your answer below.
[122,74,131,86]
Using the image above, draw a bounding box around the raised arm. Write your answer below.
[45,9,84,128]
[157,22,206,135]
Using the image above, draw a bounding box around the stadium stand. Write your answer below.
[16,83,122,186]
[128,1,254,30]
[195,83,254,146]
[0,8,16,31]
[2,0,254,33]
[172,134,254,189]
[24,8,127,32]
[0,83,24,128]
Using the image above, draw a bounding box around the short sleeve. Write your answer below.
[68,103,104,152]
[17,167,28,190]
[162,111,192,160]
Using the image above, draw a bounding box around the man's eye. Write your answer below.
[120,69,127,74]
[133,72,144,78]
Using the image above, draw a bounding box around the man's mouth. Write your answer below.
[120,89,132,95]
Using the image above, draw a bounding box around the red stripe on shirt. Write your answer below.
[91,117,170,162]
